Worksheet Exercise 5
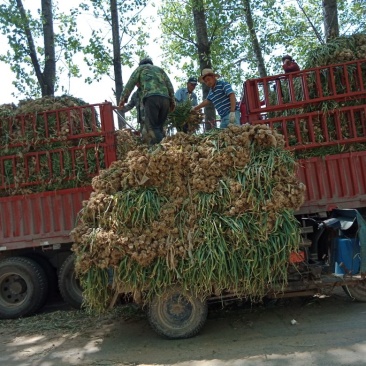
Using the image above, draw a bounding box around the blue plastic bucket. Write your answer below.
[334,237,360,275]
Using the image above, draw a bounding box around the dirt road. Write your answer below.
[1,288,366,366]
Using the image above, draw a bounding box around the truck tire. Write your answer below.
[0,257,48,319]
[23,253,57,301]
[343,281,366,302]
[58,254,83,309]
[147,286,208,339]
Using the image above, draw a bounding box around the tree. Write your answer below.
[242,0,267,78]
[323,0,339,42]
[79,0,149,110]
[110,0,123,106]
[159,0,365,89]
[159,0,245,127]
[0,0,82,98]
[192,0,216,129]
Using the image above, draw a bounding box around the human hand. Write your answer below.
[118,99,125,109]
[229,111,236,124]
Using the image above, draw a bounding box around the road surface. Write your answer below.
[1,288,366,366]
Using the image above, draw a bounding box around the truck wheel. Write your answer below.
[58,254,83,309]
[23,253,57,301]
[0,257,48,319]
[147,286,208,339]
[343,281,366,302]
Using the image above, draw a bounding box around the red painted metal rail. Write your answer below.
[263,104,366,150]
[241,59,366,215]
[0,102,117,251]
[0,102,117,192]
[242,58,366,123]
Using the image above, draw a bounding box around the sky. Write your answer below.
[0,0,181,106]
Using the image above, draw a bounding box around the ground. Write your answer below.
[1,288,366,366]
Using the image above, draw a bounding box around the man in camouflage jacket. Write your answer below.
[119,58,175,145]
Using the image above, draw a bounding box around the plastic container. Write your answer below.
[334,237,360,275]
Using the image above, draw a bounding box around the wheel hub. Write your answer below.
[166,294,193,322]
[0,274,27,305]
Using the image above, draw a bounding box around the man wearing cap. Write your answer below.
[118,57,175,145]
[174,77,199,133]
[192,69,240,128]
[175,77,199,107]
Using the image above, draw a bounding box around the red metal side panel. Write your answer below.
[297,151,366,214]
[0,187,92,251]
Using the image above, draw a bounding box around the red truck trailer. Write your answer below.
[145,59,366,339]
[241,58,366,217]
[0,102,118,319]
[0,59,365,326]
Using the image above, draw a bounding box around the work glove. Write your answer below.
[229,111,236,124]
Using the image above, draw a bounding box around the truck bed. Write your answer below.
[297,150,366,214]
[0,187,92,251]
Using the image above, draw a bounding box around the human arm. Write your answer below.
[118,68,140,108]
[192,99,210,111]
[227,92,238,124]
[120,91,137,112]
[229,93,237,112]
[162,70,176,111]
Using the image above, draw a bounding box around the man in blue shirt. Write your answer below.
[175,77,198,107]
[192,69,240,128]
[174,77,199,133]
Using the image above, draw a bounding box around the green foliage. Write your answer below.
[0,1,83,98]
[158,0,366,94]
[159,0,245,91]
[79,0,150,83]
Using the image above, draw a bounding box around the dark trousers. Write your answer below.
[143,95,170,144]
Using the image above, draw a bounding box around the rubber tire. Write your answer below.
[0,257,48,319]
[147,286,208,339]
[23,253,57,302]
[343,281,366,302]
[58,254,83,309]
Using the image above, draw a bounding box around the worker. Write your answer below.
[118,57,175,145]
[282,55,300,73]
[175,76,199,132]
[175,77,198,106]
[192,68,240,128]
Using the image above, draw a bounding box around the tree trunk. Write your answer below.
[41,0,55,96]
[16,0,55,96]
[242,0,267,77]
[192,0,216,130]
[16,0,45,94]
[323,0,339,42]
[110,0,124,128]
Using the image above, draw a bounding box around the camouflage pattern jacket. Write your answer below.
[120,64,175,104]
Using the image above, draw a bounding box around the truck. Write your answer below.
[0,58,365,338]
[145,58,366,339]
[0,102,117,318]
